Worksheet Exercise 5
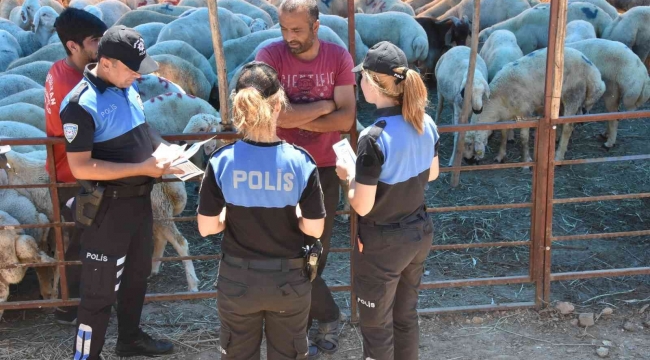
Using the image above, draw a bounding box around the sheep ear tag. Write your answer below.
[63,123,78,143]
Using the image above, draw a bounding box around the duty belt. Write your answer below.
[359,209,428,229]
[222,254,305,271]
[79,180,155,199]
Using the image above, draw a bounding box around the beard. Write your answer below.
[286,36,315,55]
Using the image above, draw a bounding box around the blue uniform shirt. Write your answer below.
[198,139,326,259]
[355,106,440,223]
[59,64,155,186]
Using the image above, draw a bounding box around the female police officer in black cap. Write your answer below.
[336,41,440,360]
[197,61,327,360]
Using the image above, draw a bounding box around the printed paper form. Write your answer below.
[152,137,216,181]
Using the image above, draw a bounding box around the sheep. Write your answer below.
[9,4,27,30]
[0,0,23,19]
[0,210,56,319]
[355,0,415,16]
[436,0,531,31]
[414,16,471,80]
[406,0,438,14]
[318,14,368,65]
[17,0,62,30]
[0,122,45,154]
[0,103,46,131]
[5,42,65,70]
[355,12,429,65]
[1,6,58,57]
[148,39,218,86]
[114,9,178,28]
[134,21,165,47]
[0,88,44,108]
[565,20,597,43]
[416,0,462,17]
[605,0,650,11]
[215,0,273,28]
[478,2,613,55]
[91,0,131,27]
[434,46,490,167]
[2,60,52,84]
[222,29,283,75]
[236,13,268,32]
[463,47,605,164]
[0,189,50,250]
[478,29,523,82]
[567,0,619,20]
[0,29,20,71]
[177,0,203,6]
[150,54,217,106]
[138,3,194,16]
[602,6,650,67]
[317,0,351,17]
[156,7,250,59]
[0,74,43,99]
[135,74,185,101]
[241,0,278,24]
[83,4,103,19]
[566,38,650,150]
[143,92,220,134]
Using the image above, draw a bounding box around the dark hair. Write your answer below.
[54,8,107,56]
[279,0,319,24]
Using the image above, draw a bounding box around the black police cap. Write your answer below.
[352,41,409,82]
[98,25,158,74]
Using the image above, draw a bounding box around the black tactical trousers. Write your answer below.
[216,259,312,360]
[307,166,340,325]
[55,186,82,318]
[73,194,153,360]
[353,211,433,360]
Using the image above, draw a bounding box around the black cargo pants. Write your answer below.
[352,210,433,360]
[55,185,82,317]
[306,167,340,325]
[72,192,154,360]
[216,256,312,360]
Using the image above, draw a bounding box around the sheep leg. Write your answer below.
[494,129,508,163]
[448,105,461,167]
[435,91,444,123]
[151,222,167,276]
[15,235,56,300]
[164,222,199,292]
[555,123,575,161]
[507,129,515,143]
[0,280,8,320]
[520,127,533,168]
[601,88,620,148]
[339,178,350,222]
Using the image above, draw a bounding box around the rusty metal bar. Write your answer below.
[347,0,359,323]
[551,267,650,282]
[554,154,650,166]
[427,202,532,213]
[420,275,530,290]
[206,0,230,126]
[450,0,481,187]
[553,192,650,204]
[551,229,650,242]
[552,110,650,125]
[441,162,535,172]
[45,143,68,302]
[418,302,536,315]
[437,119,540,133]
[431,241,529,251]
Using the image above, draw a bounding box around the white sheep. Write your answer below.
[143,92,220,134]
[0,146,52,220]
[567,0,619,19]
[114,9,178,28]
[150,54,215,104]
[318,14,368,65]
[1,6,58,57]
[605,0,650,11]
[602,6,650,67]
[2,60,52,84]
[0,210,56,319]
[138,3,194,16]
[317,0,351,17]
[135,73,185,101]
[435,45,490,167]
[148,39,217,87]
[0,29,20,71]
[478,2,613,55]
[0,74,43,99]
[565,19,597,43]
[437,0,531,31]
[91,0,131,27]
[479,29,524,82]
[236,13,268,32]
[355,12,429,65]
[16,0,63,29]
[0,188,50,250]
[156,7,250,59]
[416,0,462,17]
[463,47,605,164]
[0,0,23,19]
[0,122,45,154]
[216,0,273,28]
[0,88,43,109]
[242,0,278,24]
[83,4,103,19]
[0,103,46,131]
[134,21,165,47]
[5,42,65,70]
[355,0,415,16]
[566,38,650,149]
[222,29,283,76]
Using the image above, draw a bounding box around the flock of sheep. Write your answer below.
[1,0,650,317]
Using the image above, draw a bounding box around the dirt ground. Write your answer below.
[1,80,649,359]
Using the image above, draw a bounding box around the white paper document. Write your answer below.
[152,137,216,181]
[332,138,357,176]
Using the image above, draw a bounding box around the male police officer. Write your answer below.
[60,25,180,359]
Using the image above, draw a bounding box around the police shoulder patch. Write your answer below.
[63,123,78,143]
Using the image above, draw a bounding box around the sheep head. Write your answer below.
[83,5,104,21]
[20,0,40,28]
[463,129,489,164]
[33,6,58,46]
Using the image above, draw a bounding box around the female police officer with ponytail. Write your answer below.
[197,61,326,360]
[336,41,440,360]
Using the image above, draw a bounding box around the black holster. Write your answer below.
[303,239,323,282]
[75,180,105,227]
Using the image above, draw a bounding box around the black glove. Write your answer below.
[304,239,323,282]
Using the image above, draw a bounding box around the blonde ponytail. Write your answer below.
[363,67,429,134]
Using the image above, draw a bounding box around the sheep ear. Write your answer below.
[33,10,40,32]
[444,29,453,46]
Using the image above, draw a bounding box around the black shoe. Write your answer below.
[54,307,77,326]
[115,330,174,358]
